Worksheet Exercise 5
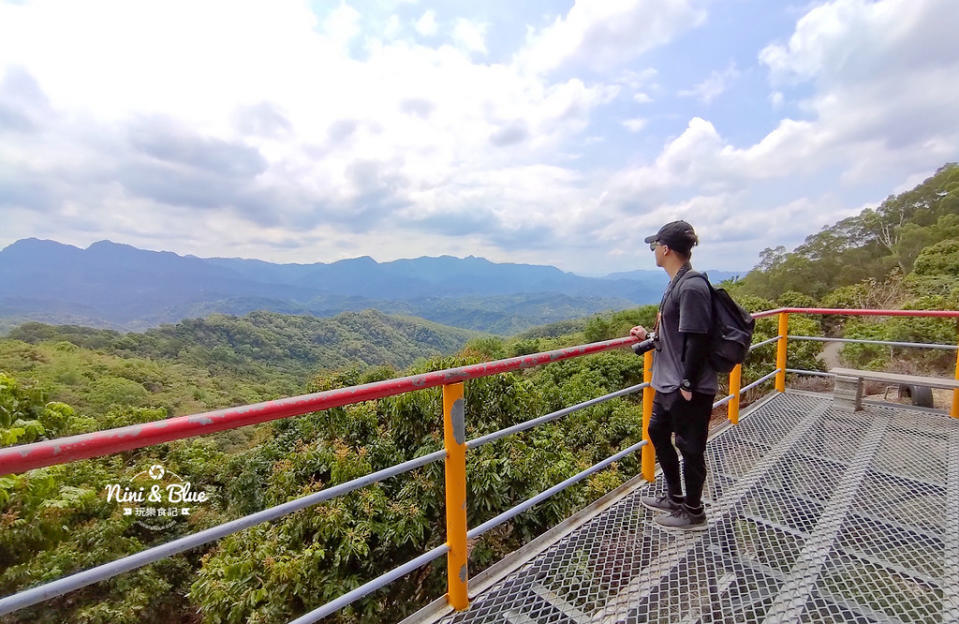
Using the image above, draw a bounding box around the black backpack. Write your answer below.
[683,271,755,373]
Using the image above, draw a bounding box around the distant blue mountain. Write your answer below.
[206,253,652,299]
[0,239,665,333]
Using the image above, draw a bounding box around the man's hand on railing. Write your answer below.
[630,325,648,340]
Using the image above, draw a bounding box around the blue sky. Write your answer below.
[1,0,957,276]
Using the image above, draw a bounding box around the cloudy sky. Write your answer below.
[1,0,957,276]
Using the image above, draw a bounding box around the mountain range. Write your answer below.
[0,239,740,334]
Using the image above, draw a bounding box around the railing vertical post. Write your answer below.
[442,382,469,610]
[775,312,789,393]
[951,329,959,419]
[728,363,742,425]
[641,350,655,482]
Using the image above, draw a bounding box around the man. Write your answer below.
[630,220,716,531]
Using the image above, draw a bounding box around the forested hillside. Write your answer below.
[9,309,477,379]
[0,323,653,623]
[729,163,959,373]
[737,163,958,301]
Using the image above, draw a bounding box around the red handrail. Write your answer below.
[0,337,637,476]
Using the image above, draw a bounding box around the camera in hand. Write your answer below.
[632,332,657,355]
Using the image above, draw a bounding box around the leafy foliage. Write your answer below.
[0,316,651,624]
[187,348,647,624]
[1,373,226,624]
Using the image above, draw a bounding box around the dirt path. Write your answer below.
[820,341,842,369]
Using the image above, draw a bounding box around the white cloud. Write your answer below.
[384,14,401,39]
[617,67,659,90]
[1,0,958,276]
[452,18,487,55]
[324,3,361,49]
[517,0,706,74]
[414,9,438,37]
[616,68,658,103]
[0,0,623,271]
[605,0,959,200]
[594,190,860,270]
[595,0,959,270]
[769,91,784,108]
[754,0,959,178]
[678,62,739,103]
[760,0,957,87]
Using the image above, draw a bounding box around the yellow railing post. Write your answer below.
[641,350,655,482]
[442,383,469,610]
[728,363,742,425]
[775,312,789,393]
[951,330,959,419]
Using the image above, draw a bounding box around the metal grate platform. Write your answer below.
[418,391,959,624]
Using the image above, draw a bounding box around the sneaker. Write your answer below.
[654,505,707,531]
[641,494,683,513]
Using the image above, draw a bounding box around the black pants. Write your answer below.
[648,390,714,509]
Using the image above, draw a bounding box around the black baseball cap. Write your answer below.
[644,220,698,254]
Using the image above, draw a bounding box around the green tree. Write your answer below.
[912,238,959,276]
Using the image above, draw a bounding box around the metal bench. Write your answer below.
[829,367,959,411]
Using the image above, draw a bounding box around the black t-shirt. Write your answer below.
[651,267,718,394]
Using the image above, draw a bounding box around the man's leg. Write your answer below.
[643,392,684,511]
[673,392,713,509]
[654,392,713,531]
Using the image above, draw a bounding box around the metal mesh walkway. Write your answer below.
[420,391,959,624]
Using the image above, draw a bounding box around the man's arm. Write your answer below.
[681,332,709,391]
[678,279,712,398]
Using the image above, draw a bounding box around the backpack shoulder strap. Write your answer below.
[680,270,713,294]
[662,269,710,313]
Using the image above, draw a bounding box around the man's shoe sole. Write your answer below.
[641,498,681,514]
[654,517,708,532]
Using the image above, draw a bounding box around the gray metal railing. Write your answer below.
[790,335,958,350]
